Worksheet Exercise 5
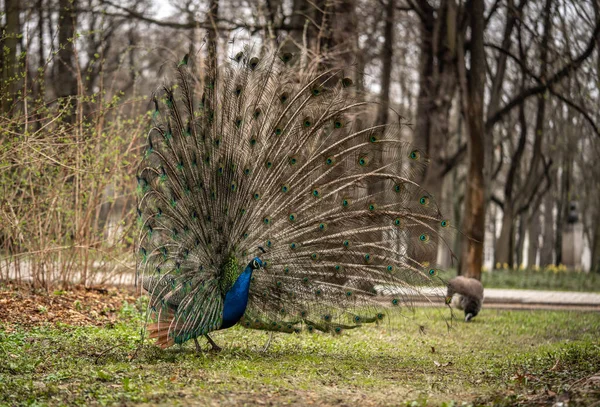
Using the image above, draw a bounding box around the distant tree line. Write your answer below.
[1,0,599,287]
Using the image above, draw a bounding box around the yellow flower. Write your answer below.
[503,263,509,270]
[495,262,501,269]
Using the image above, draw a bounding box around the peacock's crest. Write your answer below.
[137,47,455,349]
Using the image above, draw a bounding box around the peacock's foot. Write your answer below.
[205,334,222,352]
[193,337,203,353]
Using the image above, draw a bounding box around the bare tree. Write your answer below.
[458,0,486,279]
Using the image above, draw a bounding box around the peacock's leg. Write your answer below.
[205,334,222,352]
[193,337,202,353]
[262,332,273,352]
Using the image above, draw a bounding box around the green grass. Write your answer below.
[0,305,600,406]
[480,269,600,292]
[1,303,599,406]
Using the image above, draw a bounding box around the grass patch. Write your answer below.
[1,300,599,406]
[481,269,600,292]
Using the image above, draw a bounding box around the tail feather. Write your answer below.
[147,322,176,348]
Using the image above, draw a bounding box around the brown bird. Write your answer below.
[445,276,484,322]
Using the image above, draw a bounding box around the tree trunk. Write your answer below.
[317,0,357,69]
[459,0,486,280]
[55,0,78,121]
[1,0,20,114]
[207,0,219,75]
[413,1,457,204]
[515,214,526,267]
[37,0,45,100]
[495,204,514,268]
[539,192,555,266]
[486,0,524,183]
[555,151,571,266]
[592,221,600,273]
[377,0,394,124]
[286,0,313,56]
[496,0,552,269]
[495,96,527,268]
[527,209,541,268]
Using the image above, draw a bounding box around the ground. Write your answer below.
[0,285,599,406]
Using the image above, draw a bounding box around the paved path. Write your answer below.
[483,288,600,305]
[382,287,600,311]
[479,288,600,311]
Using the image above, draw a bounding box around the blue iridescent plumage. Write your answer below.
[222,258,262,329]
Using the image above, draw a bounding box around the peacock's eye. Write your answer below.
[253,260,259,268]
[280,52,292,63]
[341,77,353,87]
[249,57,259,70]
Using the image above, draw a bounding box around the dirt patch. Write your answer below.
[0,283,138,328]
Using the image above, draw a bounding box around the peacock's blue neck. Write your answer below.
[221,266,253,329]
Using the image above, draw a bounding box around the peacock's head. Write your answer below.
[249,257,264,271]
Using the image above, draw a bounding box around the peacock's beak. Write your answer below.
[444,295,452,305]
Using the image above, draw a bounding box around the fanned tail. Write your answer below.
[136,46,457,346]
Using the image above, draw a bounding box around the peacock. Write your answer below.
[445,276,484,322]
[136,47,454,352]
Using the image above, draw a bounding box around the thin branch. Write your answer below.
[518,155,553,215]
[484,0,502,28]
[95,0,302,32]
[484,41,600,137]
[548,89,600,137]
[407,0,432,23]
[490,194,505,210]
[485,16,600,132]
[441,143,467,177]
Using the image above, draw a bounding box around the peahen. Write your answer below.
[136,48,453,351]
[445,276,484,322]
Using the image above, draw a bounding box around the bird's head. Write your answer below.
[250,257,264,271]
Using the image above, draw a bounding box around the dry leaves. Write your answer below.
[0,283,137,328]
